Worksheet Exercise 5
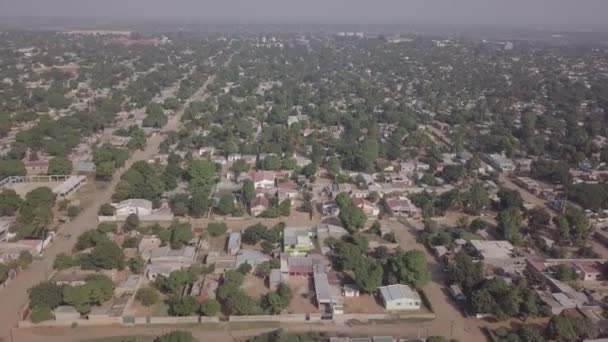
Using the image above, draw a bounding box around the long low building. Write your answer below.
[53,175,87,199]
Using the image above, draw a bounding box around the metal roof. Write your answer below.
[378,284,420,302]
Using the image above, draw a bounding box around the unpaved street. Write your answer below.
[0,74,216,342]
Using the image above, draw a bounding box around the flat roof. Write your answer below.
[378,284,420,302]
[53,176,86,195]
[470,240,514,259]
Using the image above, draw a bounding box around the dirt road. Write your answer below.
[393,219,487,342]
[0,74,216,342]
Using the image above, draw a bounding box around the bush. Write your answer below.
[30,306,53,323]
[157,331,198,342]
[53,253,77,270]
[200,299,220,316]
[98,203,116,216]
[136,287,159,307]
[67,205,80,218]
[207,222,227,237]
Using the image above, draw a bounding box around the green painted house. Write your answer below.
[283,227,312,256]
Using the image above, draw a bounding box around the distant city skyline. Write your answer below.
[1,0,608,31]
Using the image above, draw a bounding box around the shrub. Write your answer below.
[30,306,53,323]
[136,287,159,306]
[207,222,228,237]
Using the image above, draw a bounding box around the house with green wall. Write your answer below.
[283,226,312,256]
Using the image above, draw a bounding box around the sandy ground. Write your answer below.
[242,275,270,300]
[286,276,319,314]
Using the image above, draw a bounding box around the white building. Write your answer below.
[112,199,153,216]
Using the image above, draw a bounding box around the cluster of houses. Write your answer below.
[435,236,608,325]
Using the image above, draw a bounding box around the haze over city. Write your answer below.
[1,0,608,30]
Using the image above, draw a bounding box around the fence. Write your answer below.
[18,312,434,329]
[228,314,307,322]
[98,214,175,222]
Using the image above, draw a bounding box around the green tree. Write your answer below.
[448,252,484,293]
[136,287,159,306]
[426,337,448,342]
[278,199,291,216]
[207,222,228,237]
[99,203,116,216]
[0,263,9,284]
[200,299,221,316]
[387,250,430,288]
[353,257,383,293]
[498,188,523,210]
[53,253,77,270]
[339,206,367,233]
[48,157,73,175]
[30,306,53,323]
[242,179,255,205]
[231,159,250,177]
[67,205,80,218]
[215,194,236,216]
[167,296,199,316]
[123,213,140,232]
[0,159,26,178]
[0,189,23,216]
[189,160,216,188]
[156,331,198,342]
[497,207,523,245]
[128,256,145,274]
[169,222,194,249]
[29,282,63,309]
[464,182,490,215]
[82,240,125,270]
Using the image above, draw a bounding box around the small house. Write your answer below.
[250,197,270,217]
[228,232,241,255]
[343,283,361,297]
[112,199,153,217]
[378,284,421,310]
[54,306,80,321]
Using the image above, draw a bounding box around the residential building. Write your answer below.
[53,175,86,199]
[24,160,49,174]
[112,198,153,216]
[250,197,270,217]
[228,232,241,255]
[280,254,325,276]
[482,153,516,173]
[321,202,340,217]
[249,170,276,189]
[313,272,344,314]
[54,306,80,321]
[343,283,361,297]
[378,284,421,310]
[138,235,162,256]
[572,260,604,281]
[269,269,285,290]
[278,182,299,201]
[283,227,313,256]
[145,246,197,280]
[386,197,421,219]
[236,250,270,269]
[352,198,380,217]
[227,153,242,162]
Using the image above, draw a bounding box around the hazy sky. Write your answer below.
[1,0,607,30]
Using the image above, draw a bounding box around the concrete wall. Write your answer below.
[333,313,436,324]
[148,316,200,324]
[18,317,122,328]
[98,214,175,222]
[228,314,307,322]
